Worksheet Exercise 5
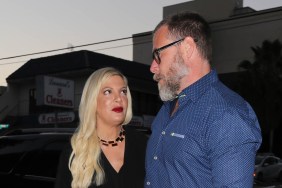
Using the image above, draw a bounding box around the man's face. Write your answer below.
[154,51,188,101]
[150,26,188,101]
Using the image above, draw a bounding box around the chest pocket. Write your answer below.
[162,131,205,162]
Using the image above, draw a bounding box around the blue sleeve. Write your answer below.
[207,107,262,188]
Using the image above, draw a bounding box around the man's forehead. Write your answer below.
[153,26,170,44]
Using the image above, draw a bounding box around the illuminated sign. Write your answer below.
[0,124,9,129]
[36,76,74,108]
[38,112,75,124]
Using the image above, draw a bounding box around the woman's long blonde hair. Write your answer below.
[69,67,132,188]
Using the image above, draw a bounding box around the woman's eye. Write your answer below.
[104,90,111,95]
[121,89,127,95]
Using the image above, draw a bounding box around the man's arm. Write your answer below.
[207,109,262,187]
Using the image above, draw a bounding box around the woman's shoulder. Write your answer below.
[59,140,72,159]
[124,126,149,159]
[124,125,149,142]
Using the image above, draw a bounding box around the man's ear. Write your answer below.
[182,37,195,59]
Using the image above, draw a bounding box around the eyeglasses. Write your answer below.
[152,38,184,64]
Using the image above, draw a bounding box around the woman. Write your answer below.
[55,67,148,188]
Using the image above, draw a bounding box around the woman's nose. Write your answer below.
[114,94,122,102]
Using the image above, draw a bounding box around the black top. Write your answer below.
[55,126,148,188]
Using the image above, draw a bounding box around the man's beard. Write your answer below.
[154,52,188,101]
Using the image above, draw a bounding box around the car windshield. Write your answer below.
[255,156,264,165]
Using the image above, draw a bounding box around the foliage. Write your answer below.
[238,39,282,152]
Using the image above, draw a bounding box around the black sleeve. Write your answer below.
[54,143,73,188]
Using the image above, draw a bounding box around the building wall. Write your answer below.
[18,82,33,116]
[163,0,243,22]
[0,85,19,121]
[132,32,153,66]
[132,3,282,74]
[0,86,7,96]
[0,74,86,124]
[0,71,160,128]
[211,9,282,73]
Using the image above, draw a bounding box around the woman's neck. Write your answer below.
[97,125,122,140]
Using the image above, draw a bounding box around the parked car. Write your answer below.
[0,126,151,188]
[0,128,74,188]
[254,154,282,182]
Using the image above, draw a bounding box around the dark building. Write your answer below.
[1,50,161,129]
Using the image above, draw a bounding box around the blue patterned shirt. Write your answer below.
[145,70,262,188]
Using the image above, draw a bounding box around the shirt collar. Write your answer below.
[177,69,219,103]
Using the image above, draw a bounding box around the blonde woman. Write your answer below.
[55,67,148,188]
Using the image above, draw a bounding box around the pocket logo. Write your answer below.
[170,132,185,138]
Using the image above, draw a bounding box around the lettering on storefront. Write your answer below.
[46,95,73,107]
[36,76,74,108]
[38,112,75,124]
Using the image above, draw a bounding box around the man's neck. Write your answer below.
[178,60,211,93]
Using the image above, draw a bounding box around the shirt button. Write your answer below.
[161,131,165,135]
[146,181,150,185]
[154,156,158,160]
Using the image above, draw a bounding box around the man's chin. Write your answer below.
[159,91,175,101]
[159,96,174,102]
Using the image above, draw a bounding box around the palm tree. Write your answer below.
[238,39,282,153]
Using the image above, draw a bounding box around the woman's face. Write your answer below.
[96,75,128,126]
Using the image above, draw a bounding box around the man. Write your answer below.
[145,11,262,187]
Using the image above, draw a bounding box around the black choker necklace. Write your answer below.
[98,127,125,147]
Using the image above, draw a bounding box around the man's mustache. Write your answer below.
[153,74,162,82]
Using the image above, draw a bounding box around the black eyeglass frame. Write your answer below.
[152,38,185,64]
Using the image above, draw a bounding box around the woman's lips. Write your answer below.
[112,107,123,113]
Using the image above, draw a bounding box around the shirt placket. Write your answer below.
[146,105,176,187]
